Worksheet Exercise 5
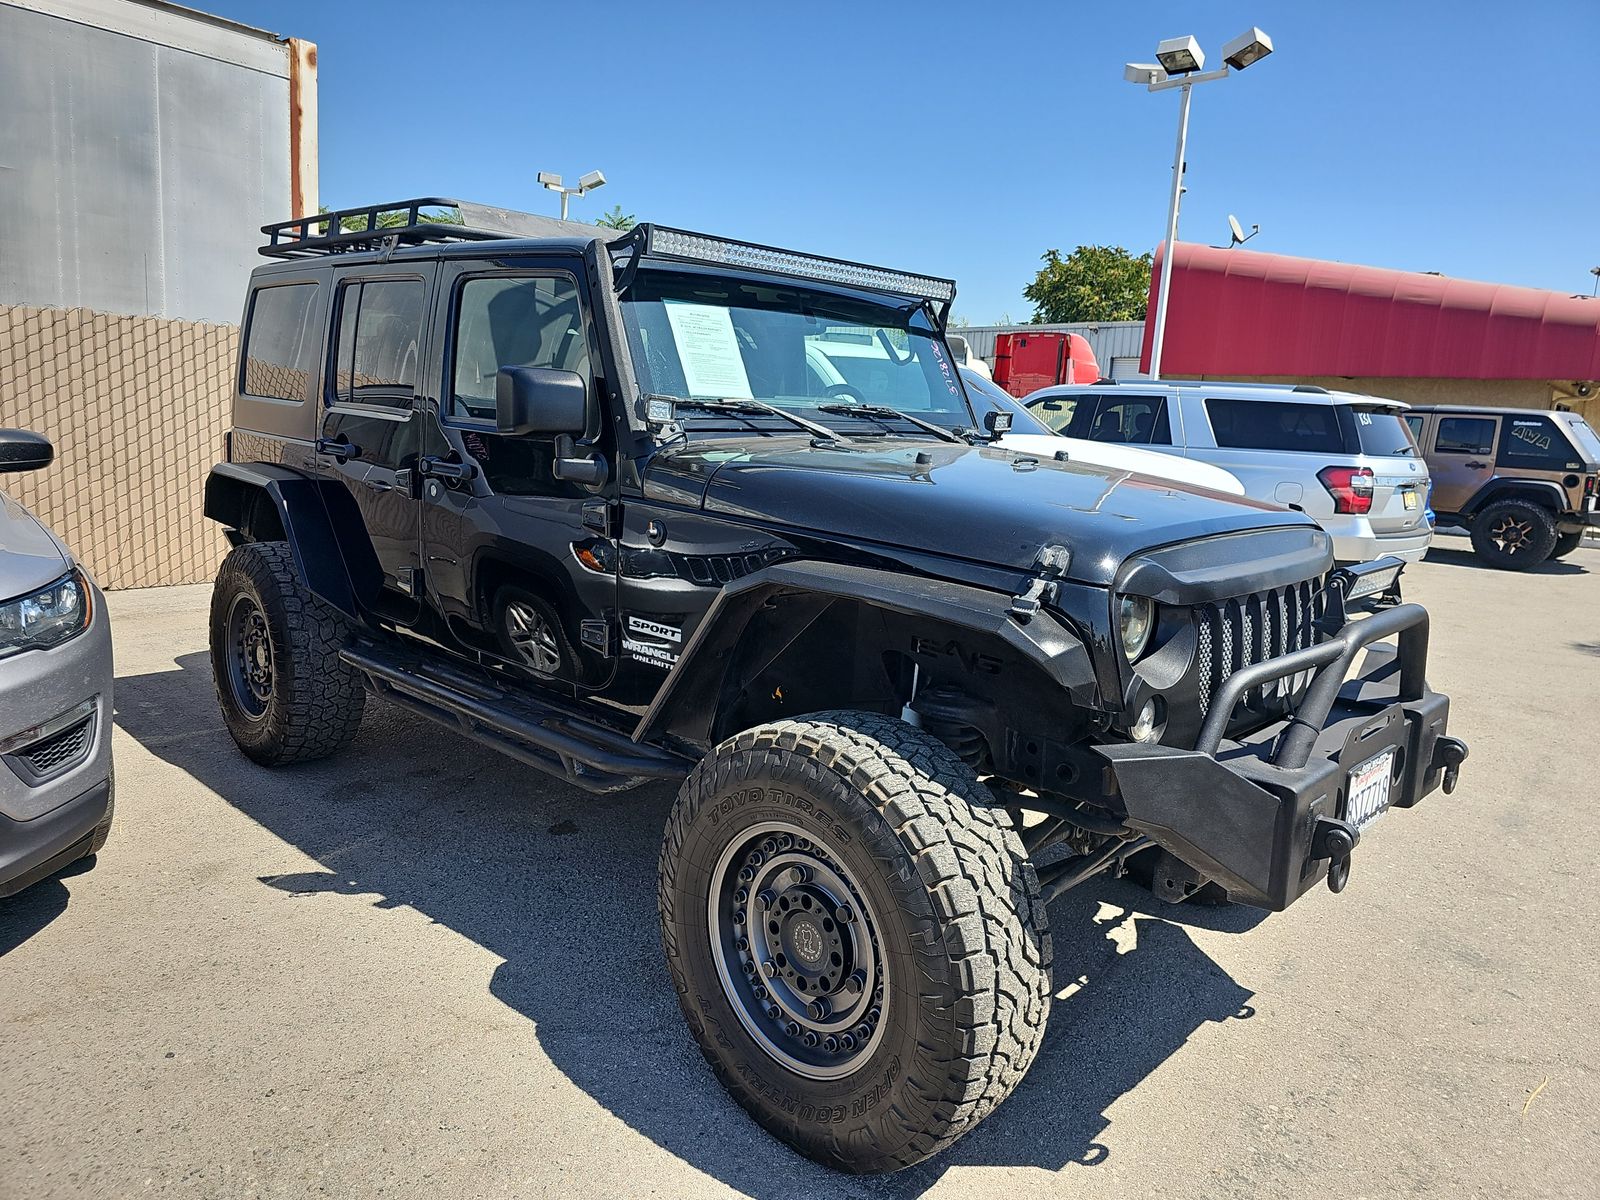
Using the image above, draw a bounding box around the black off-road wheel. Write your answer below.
[1551,530,1585,559]
[1470,499,1557,570]
[209,540,365,766]
[659,710,1052,1174]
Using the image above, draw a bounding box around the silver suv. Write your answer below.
[1023,381,1433,563]
[0,430,114,897]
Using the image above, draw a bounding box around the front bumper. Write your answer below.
[1096,602,1466,911]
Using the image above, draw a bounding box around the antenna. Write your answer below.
[1227,214,1260,247]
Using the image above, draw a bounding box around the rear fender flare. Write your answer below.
[631,560,1100,749]
[1461,478,1567,518]
[204,462,378,621]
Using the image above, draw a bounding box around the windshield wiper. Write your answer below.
[672,398,841,443]
[815,403,967,444]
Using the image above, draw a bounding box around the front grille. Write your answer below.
[5,712,96,783]
[1195,577,1327,718]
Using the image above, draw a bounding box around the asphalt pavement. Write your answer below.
[2,541,1597,1198]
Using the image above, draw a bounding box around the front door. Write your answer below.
[1427,413,1499,514]
[418,257,618,692]
[318,268,435,622]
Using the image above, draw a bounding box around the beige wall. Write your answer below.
[1200,374,1596,422]
[0,303,236,590]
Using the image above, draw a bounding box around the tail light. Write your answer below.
[1318,466,1375,515]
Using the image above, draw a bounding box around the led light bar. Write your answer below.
[641,225,956,304]
[1341,556,1405,600]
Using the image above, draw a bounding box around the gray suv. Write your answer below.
[1024,381,1433,564]
[0,430,114,897]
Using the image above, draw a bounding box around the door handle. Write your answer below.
[316,437,361,461]
[363,478,393,494]
[418,455,478,483]
[1465,460,1489,469]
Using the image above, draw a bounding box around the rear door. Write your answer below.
[318,265,436,622]
[1428,413,1499,513]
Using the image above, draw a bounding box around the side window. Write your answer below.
[1499,415,1580,470]
[330,278,426,409]
[1084,395,1170,445]
[449,275,590,421]
[1404,415,1425,444]
[1029,394,1080,435]
[241,283,317,402]
[1206,399,1345,453]
[1434,416,1495,456]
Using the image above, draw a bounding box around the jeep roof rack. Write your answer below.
[258,197,621,259]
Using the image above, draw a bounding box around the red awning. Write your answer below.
[1141,242,1600,381]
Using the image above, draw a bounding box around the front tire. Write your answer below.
[659,711,1051,1173]
[209,541,365,765]
[1470,499,1557,569]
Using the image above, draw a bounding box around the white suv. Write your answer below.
[1023,381,1433,563]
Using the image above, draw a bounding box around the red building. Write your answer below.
[1141,242,1600,423]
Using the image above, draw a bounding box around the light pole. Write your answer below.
[538,170,607,221]
[1126,28,1274,380]
[1590,266,1599,298]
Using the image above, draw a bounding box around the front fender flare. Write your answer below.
[632,560,1100,747]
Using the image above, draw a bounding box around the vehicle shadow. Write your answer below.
[1423,545,1588,575]
[113,650,1262,1196]
[0,856,95,957]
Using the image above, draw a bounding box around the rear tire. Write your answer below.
[659,710,1051,1173]
[1469,499,1557,570]
[209,541,365,765]
[1551,530,1585,559]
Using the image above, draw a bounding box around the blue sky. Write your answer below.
[212,0,1598,325]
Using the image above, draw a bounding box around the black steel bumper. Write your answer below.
[1095,602,1467,911]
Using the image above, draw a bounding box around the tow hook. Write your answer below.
[1432,736,1469,795]
[1311,815,1360,895]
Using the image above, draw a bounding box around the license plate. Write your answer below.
[1346,748,1395,829]
[1403,491,1419,510]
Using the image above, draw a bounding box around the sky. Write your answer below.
[209,0,1599,326]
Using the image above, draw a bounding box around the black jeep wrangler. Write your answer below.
[204,199,1468,1174]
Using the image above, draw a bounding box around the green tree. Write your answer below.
[1023,245,1153,324]
[594,204,637,230]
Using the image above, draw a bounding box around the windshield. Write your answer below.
[1347,405,1418,457]
[1560,414,1600,463]
[620,268,974,427]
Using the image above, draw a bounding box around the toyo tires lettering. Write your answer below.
[736,1056,901,1123]
[705,786,852,846]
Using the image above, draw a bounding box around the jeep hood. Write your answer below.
[646,437,1317,586]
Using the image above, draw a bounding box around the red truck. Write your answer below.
[993,330,1101,397]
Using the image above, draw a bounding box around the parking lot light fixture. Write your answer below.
[1126,27,1274,380]
[1222,27,1274,70]
[1155,35,1205,75]
[540,169,608,221]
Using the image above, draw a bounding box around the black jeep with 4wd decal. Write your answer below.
[205,199,1469,1174]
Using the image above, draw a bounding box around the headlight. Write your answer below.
[1118,595,1155,661]
[0,569,91,660]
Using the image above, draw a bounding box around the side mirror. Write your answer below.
[495,366,589,437]
[0,429,55,474]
